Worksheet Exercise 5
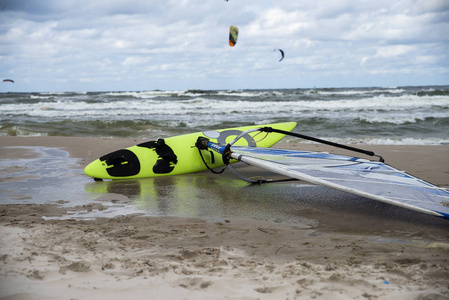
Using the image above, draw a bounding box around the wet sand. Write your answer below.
[1,136,448,299]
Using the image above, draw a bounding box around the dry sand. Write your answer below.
[1,136,449,300]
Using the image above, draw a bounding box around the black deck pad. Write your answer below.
[100,149,141,177]
[137,139,178,174]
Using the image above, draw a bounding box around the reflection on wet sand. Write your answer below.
[84,172,449,239]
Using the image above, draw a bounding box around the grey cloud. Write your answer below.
[1,0,447,92]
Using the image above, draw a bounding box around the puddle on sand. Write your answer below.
[1,146,88,203]
[0,146,146,219]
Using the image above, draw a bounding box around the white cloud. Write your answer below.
[122,56,151,67]
[375,45,415,58]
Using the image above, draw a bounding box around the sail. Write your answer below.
[226,146,449,219]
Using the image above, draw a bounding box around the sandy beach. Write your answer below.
[1,136,448,300]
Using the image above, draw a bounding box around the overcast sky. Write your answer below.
[1,0,448,92]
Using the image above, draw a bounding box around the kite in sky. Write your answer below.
[275,49,285,62]
[3,79,14,83]
[229,26,238,47]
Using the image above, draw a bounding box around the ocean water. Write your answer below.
[1,86,448,145]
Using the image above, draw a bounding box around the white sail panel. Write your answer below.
[230,146,449,219]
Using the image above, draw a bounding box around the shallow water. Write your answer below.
[1,146,448,239]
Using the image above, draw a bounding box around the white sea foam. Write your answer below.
[104,90,184,98]
[1,86,448,144]
[30,95,53,99]
[286,136,449,146]
[315,88,406,96]
[1,94,448,121]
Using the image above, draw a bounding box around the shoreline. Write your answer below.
[1,136,449,299]
[2,135,448,186]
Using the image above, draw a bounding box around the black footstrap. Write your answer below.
[197,147,226,174]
